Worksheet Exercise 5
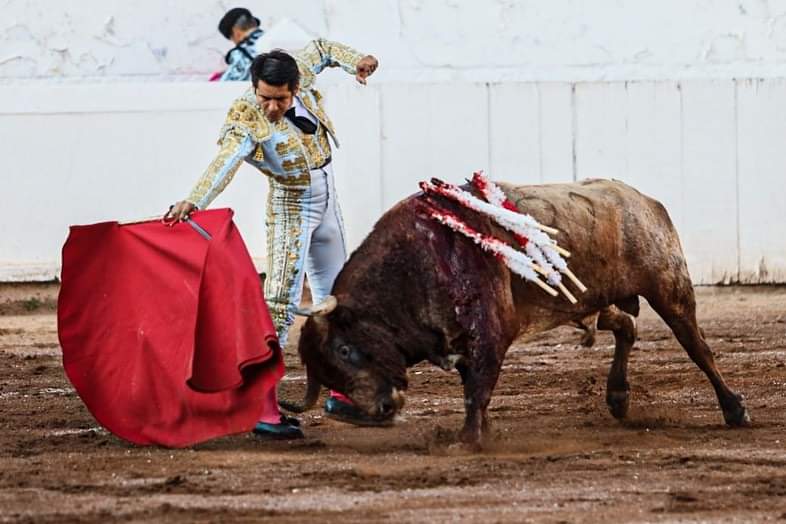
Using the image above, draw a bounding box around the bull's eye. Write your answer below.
[338,344,352,361]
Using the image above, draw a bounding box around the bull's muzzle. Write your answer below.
[376,387,406,418]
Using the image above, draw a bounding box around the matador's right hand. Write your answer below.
[163,201,196,225]
[355,55,378,85]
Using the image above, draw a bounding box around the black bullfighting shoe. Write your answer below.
[323,396,394,427]
[252,415,304,440]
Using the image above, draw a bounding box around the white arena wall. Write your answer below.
[6,0,786,83]
[1,79,785,284]
[2,0,786,283]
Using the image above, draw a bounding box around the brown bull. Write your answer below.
[288,179,751,446]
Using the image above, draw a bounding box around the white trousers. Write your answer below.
[264,163,347,346]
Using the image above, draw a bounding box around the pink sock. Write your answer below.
[330,390,353,404]
[258,386,282,424]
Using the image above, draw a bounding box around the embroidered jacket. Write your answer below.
[219,29,264,82]
[187,39,364,208]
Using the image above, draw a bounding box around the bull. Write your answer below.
[286,179,751,447]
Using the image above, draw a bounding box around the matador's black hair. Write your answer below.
[251,50,300,93]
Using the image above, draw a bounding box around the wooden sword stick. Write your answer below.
[563,267,588,293]
[532,276,559,297]
[118,215,162,225]
[556,281,578,304]
[550,244,571,258]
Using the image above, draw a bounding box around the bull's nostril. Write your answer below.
[379,399,395,417]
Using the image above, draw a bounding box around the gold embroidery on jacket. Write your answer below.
[187,127,247,206]
[271,172,311,186]
[317,128,332,160]
[301,129,330,169]
[217,95,272,144]
[299,91,335,136]
[281,157,308,172]
[295,39,363,90]
[274,135,300,156]
[323,41,364,71]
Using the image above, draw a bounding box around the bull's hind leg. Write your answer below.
[573,312,599,347]
[597,305,637,419]
[646,285,751,427]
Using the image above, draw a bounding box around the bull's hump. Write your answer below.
[495,180,651,258]
[499,180,636,216]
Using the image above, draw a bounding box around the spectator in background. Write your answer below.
[215,7,265,81]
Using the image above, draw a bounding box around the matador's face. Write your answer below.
[254,80,295,123]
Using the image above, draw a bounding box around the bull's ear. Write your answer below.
[330,305,355,327]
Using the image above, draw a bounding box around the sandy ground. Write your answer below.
[1,285,786,523]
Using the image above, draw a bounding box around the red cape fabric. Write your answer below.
[57,209,283,447]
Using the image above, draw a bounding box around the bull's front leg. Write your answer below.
[455,346,502,448]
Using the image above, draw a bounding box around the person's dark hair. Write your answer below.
[251,50,300,93]
[234,14,259,32]
[218,7,260,39]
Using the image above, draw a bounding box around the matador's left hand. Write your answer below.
[355,55,378,85]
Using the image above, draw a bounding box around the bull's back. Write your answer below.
[499,179,686,300]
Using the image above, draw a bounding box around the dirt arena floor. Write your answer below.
[1,284,786,523]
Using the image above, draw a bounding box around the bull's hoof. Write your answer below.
[452,438,483,453]
[580,331,596,348]
[722,395,752,427]
[606,389,630,419]
[458,427,484,451]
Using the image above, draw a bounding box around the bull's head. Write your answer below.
[288,296,407,424]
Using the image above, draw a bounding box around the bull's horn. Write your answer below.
[293,295,338,317]
[278,367,321,413]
